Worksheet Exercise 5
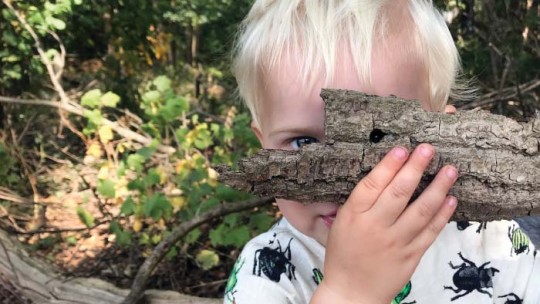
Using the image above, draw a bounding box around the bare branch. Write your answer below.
[122,196,275,304]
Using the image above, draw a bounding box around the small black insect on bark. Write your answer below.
[253,236,296,282]
[369,128,386,143]
[444,252,499,301]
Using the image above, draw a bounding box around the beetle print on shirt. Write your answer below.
[456,221,487,233]
[392,281,416,304]
[252,233,296,282]
[444,252,499,301]
[508,224,530,256]
[498,293,523,304]
[224,257,245,303]
[312,268,323,285]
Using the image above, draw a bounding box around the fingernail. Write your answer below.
[419,145,433,158]
[393,147,408,160]
[446,166,458,180]
[446,196,457,207]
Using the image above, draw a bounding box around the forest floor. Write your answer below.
[0,160,242,302]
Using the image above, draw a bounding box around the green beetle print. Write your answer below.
[225,257,245,303]
[508,224,530,256]
[392,281,416,304]
[312,268,324,285]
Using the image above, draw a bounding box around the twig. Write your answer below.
[0,95,175,153]
[11,219,111,235]
[0,187,37,206]
[122,196,275,304]
[458,79,540,109]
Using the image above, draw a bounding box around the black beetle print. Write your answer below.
[456,221,487,233]
[253,234,296,282]
[498,293,523,304]
[444,252,499,301]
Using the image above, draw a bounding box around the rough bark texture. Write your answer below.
[0,229,221,304]
[217,89,540,221]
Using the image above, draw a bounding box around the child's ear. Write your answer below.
[251,121,265,146]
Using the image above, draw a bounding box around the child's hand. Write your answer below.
[311,144,458,304]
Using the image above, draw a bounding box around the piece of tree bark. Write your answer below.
[217,89,540,221]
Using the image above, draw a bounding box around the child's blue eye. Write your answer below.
[290,137,319,149]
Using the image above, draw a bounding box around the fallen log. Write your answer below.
[217,89,540,221]
[0,229,221,304]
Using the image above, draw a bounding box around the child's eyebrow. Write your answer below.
[268,126,323,138]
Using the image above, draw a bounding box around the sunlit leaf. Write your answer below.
[196,249,220,270]
[132,218,142,232]
[76,206,95,228]
[46,16,66,30]
[81,89,102,108]
[98,125,114,144]
[100,92,121,107]
[153,76,171,92]
[86,142,103,158]
[84,109,103,125]
[127,154,145,172]
[97,179,116,198]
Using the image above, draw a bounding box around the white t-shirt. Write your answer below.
[224,218,540,304]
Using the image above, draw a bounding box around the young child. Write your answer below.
[224,1,539,303]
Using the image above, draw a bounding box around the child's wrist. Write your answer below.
[311,282,386,304]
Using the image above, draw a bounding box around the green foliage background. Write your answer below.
[0,0,538,297]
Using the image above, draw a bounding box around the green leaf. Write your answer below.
[127,179,145,192]
[215,185,241,202]
[144,193,172,220]
[127,154,145,172]
[184,228,201,244]
[76,206,95,227]
[249,213,275,232]
[196,249,220,270]
[1,55,20,63]
[137,146,156,159]
[159,97,189,120]
[74,0,82,5]
[194,128,213,150]
[100,92,121,107]
[46,16,66,30]
[153,76,171,92]
[209,224,250,247]
[97,179,116,198]
[142,90,160,103]
[65,235,78,246]
[110,221,132,247]
[81,89,102,108]
[120,196,136,215]
[166,246,178,260]
[143,169,161,187]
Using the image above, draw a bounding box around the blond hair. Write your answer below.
[232,0,470,128]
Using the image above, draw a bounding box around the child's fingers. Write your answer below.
[345,146,409,213]
[410,196,457,251]
[393,165,458,238]
[369,144,434,225]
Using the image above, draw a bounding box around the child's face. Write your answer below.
[251,43,429,246]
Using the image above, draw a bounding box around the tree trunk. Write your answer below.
[217,89,540,221]
[0,230,221,304]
